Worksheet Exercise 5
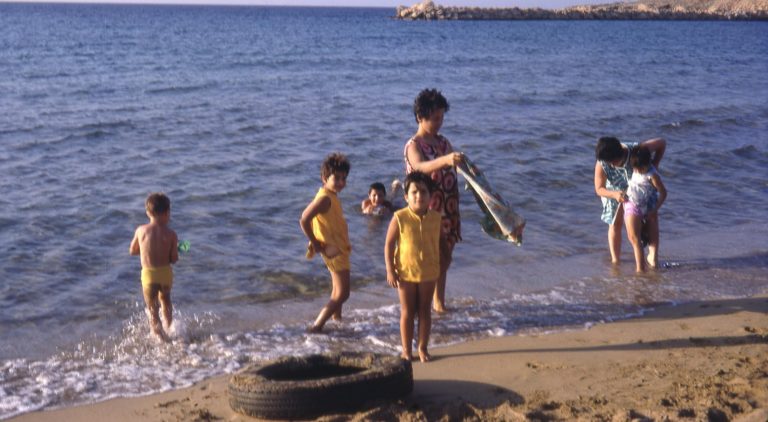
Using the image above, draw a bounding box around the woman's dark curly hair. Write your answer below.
[413,88,449,123]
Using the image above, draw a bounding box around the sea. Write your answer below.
[1,3,767,418]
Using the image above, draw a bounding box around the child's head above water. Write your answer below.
[145,192,171,218]
[368,182,386,206]
[413,88,450,123]
[630,147,652,173]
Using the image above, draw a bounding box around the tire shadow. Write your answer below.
[346,380,523,422]
[410,379,523,409]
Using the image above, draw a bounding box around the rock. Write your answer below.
[393,0,768,20]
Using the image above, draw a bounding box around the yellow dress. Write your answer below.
[395,207,441,282]
[311,188,351,272]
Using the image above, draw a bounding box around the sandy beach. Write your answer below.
[14,295,767,422]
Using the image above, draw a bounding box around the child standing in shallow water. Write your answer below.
[130,193,179,342]
[385,171,443,363]
[624,147,667,272]
[300,153,352,333]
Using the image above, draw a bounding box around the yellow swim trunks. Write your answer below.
[322,252,350,273]
[141,266,173,288]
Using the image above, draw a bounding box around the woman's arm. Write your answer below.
[405,141,462,175]
[594,161,625,202]
[384,216,400,288]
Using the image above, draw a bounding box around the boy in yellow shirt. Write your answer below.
[300,153,352,333]
[130,193,179,342]
[385,171,443,362]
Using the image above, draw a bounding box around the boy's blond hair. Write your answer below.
[145,193,171,216]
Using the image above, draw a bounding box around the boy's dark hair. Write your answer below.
[146,192,171,216]
[321,153,350,181]
[413,88,450,123]
[369,182,386,195]
[404,171,435,194]
[595,136,624,162]
[630,146,652,172]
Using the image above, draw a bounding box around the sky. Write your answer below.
[3,0,605,10]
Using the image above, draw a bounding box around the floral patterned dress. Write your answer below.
[404,135,461,247]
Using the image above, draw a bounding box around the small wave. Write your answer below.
[145,82,219,95]
[238,124,273,133]
[660,119,705,129]
[731,145,759,158]
[81,120,135,131]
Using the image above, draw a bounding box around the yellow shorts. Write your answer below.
[322,252,350,273]
[141,266,173,289]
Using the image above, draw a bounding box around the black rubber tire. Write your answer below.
[228,352,413,420]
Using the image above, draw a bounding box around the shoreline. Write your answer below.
[13,294,768,421]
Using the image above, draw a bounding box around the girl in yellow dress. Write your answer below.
[385,171,444,362]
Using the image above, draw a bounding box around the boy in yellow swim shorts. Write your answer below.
[130,193,179,342]
[300,153,352,333]
[385,171,442,363]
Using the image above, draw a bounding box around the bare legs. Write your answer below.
[625,213,646,273]
[645,211,660,269]
[624,212,660,272]
[433,241,454,313]
[142,284,172,342]
[309,269,350,333]
[399,280,436,362]
[608,206,624,265]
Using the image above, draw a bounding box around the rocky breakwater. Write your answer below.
[395,0,768,20]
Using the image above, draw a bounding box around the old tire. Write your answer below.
[228,352,413,420]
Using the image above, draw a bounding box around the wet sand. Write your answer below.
[14,295,768,421]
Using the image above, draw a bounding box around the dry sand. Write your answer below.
[14,295,768,422]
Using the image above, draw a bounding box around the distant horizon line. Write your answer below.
[0,0,395,7]
[0,0,596,11]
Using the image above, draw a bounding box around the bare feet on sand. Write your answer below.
[418,348,431,363]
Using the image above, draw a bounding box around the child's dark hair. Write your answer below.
[404,171,435,194]
[146,192,171,216]
[413,88,450,123]
[369,182,386,195]
[321,153,350,181]
[595,136,624,162]
[630,147,652,173]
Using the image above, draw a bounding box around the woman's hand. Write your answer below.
[616,191,627,203]
[443,152,463,167]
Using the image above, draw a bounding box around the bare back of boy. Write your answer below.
[134,223,178,269]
